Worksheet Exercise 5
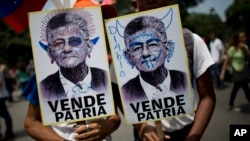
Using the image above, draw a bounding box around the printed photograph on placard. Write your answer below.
[28,7,115,125]
[105,4,194,124]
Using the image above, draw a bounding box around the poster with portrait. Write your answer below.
[28,6,115,125]
[105,4,194,124]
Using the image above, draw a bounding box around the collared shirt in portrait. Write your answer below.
[139,69,178,100]
[59,68,97,98]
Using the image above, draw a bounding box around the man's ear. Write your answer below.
[124,49,134,66]
[164,41,170,51]
[87,40,94,54]
[46,48,56,64]
[47,48,52,57]
[47,48,54,59]
[163,41,170,56]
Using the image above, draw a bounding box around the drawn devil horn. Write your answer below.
[116,8,174,38]
[160,8,173,31]
[116,20,126,38]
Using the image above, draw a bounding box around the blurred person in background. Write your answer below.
[209,32,225,89]
[220,32,250,111]
[0,62,14,141]
[0,61,16,102]
[16,61,30,94]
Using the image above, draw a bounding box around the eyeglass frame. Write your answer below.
[127,38,168,56]
[47,36,89,51]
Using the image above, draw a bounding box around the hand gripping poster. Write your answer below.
[28,7,115,125]
[105,4,194,124]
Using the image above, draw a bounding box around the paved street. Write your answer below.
[2,81,250,141]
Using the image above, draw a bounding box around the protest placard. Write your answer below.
[28,6,115,125]
[105,4,194,124]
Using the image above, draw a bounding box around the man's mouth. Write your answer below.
[63,56,78,60]
[141,57,158,64]
[142,59,152,64]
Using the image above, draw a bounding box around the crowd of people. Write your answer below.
[0,0,249,141]
[220,32,250,111]
[207,30,250,112]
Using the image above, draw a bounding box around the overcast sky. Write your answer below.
[188,0,234,21]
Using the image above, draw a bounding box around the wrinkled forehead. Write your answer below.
[129,28,160,43]
[47,25,83,41]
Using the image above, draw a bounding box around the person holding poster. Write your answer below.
[128,0,216,141]
[23,1,121,141]
[24,75,121,141]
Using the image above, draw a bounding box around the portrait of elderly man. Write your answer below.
[40,9,108,101]
[122,15,188,103]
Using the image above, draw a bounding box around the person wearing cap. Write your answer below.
[23,1,121,141]
[129,0,216,141]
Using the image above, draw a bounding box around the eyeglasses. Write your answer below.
[48,37,85,51]
[128,38,165,56]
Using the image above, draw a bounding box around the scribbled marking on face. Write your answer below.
[68,37,82,47]
[142,50,162,69]
[129,32,154,49]
[48,26,82,40]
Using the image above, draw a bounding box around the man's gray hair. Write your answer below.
[124,16,167,47]
[46,11,89,40]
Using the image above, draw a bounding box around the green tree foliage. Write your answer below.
[172,0,205,20]
[184,11,233,44]
[114,0,205,17]
[0,0,205,67]
[114,0,135,15]
[0,20,32,67]
[185,13,223,37]
[225,0,250,35]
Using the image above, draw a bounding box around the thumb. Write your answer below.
[165,135,171,139]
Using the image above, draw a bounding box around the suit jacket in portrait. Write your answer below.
[121,70,188,103]
[40,67,108,101]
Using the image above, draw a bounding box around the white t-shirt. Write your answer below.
[51,121,111,141]
[209,38,224,63]
[146,33,214,132]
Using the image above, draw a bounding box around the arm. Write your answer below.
[218,49,224,64]
[220,55,230,80]
[24,103,65,141]
[186,69,216,141]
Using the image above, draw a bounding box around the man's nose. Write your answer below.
[63,44,73,52]
[142,45,150,57]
